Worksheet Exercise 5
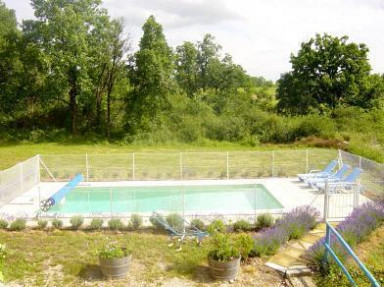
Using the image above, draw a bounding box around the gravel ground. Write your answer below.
[6,257,288,287]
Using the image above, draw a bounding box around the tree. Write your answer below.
[277,34,371,114]
[175,41,198,98]
[30,0,117,134]
[196,34,221,91]
[0,1,22,114]
[127,15,173,132]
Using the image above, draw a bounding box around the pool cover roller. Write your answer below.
[40,174,83,211]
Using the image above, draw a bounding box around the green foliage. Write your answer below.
[208,233,240,262]
[256,214,274,229]
[277,33,372,114]
[127,15,174,132]
[69,216,84,229]
[98,245,131,259]
[190,218,205,230]
[108,218,124,230]
[9,219,26,231]
[129,214,143,230]
[233,219,251,232]
[89,218,104,230]
[234,233,254,261]
[0,220,8,229]
[51,219,63,229]
[37,220,48,230]
[166,213,184,230]
[207,219,226,234]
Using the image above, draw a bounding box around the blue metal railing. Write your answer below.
[324,222,380,287]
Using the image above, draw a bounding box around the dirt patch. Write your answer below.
[6,258,286,287]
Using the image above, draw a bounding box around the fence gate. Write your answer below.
[323,183,360,221]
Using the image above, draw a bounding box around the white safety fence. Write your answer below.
[0,149,382,222]
[39,149,337,182]
[0,155,39,206]
[339,150,384,201]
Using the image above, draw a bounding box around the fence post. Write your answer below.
[306,149,309,173]
[353,183,360,208]
[19,162,24,192]
[37,155,41,184]
[226,151,229,180]
[132,153,135,181]
[179,152,183,180]
[271,151,275,177]
[85,153,89,182]
[323,180,329,222]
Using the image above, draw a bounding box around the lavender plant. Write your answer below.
[307,202,384,273]
[252,206,320,257]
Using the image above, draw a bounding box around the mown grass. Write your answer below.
[0,229,215,286]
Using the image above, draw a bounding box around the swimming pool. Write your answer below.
[50,184,283,214]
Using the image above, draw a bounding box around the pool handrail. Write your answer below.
[324,222,380,286]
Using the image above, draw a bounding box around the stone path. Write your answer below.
[265,223,331,286]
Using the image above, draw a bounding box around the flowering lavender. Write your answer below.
[307,201,384,272]
[252,206,320,256]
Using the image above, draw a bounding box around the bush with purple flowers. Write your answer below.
[252,206,320,256]
[307,202,384,274]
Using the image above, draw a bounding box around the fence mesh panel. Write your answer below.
[339,150,384,201]
[0,156,39,206]
[38,149,339,182]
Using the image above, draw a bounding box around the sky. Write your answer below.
[4,0,384,81]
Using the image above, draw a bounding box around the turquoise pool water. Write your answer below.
[50,184,283,214]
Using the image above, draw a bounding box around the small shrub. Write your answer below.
[190,218,205,230]
[37,220,48,229]
[0,220,8,229]
[166,213,184,230]
[209,233,240,261]
[252,227,288,257]
[9,219,26,231]
[233,219,251,232]
[70,215,84,229]
[98,245,131,259]
[108,218,124,230]
[52,219,63,229]
[207,219,226,234]
[256,213,274,229]
[234,233,254,260]
[89,218,104,230]
[129,214,143,230]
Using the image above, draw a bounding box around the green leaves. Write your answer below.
[277,33,372,114]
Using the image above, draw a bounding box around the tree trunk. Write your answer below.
[69,83,78,135]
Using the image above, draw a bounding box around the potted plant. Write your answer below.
[208,233,241,281]
[98,245,132,279]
